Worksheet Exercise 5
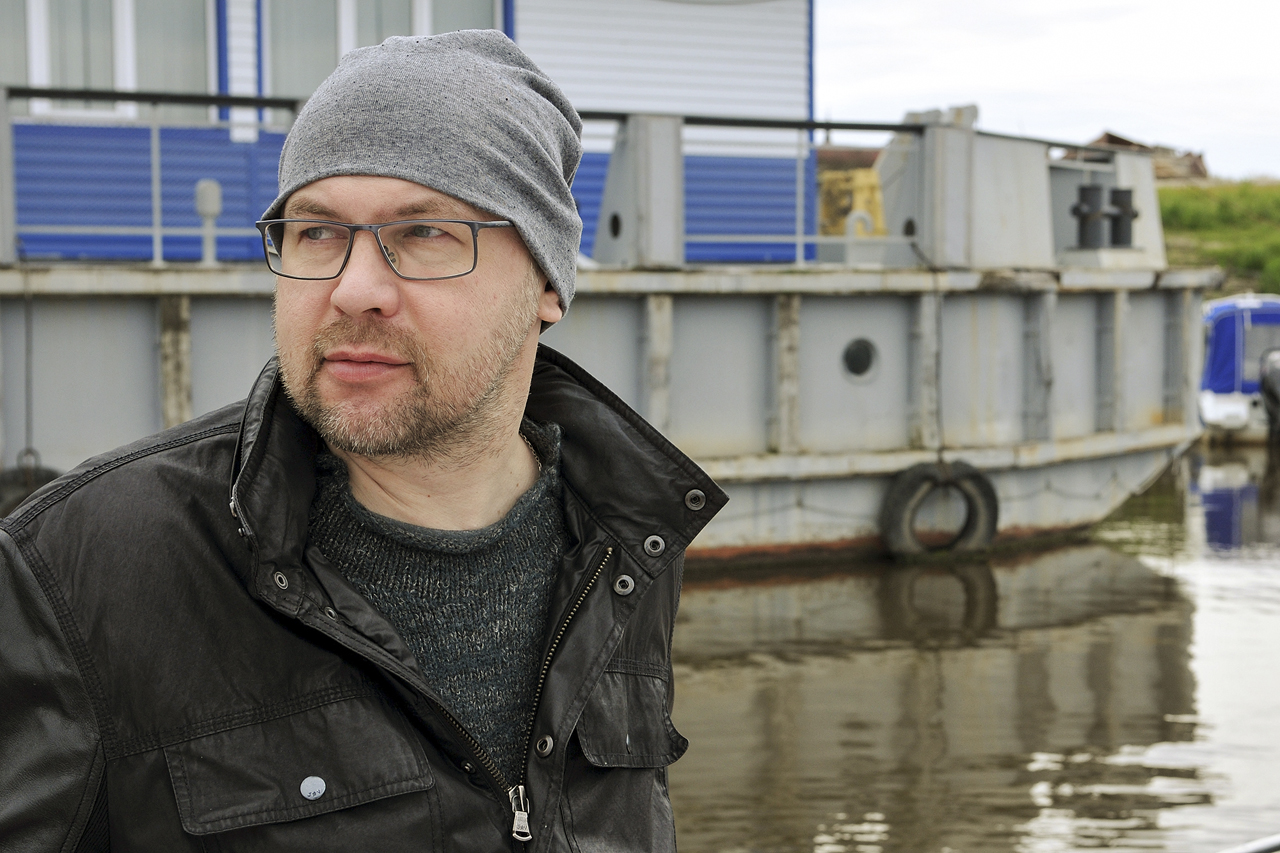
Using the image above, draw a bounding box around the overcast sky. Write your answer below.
[814,0,1279,179]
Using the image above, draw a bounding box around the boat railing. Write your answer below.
[1,87,1136,271]
[578,110,924,267]
[0,87,301,267]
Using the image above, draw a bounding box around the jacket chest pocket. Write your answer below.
[563,659,688,853]
[163,694,437,851]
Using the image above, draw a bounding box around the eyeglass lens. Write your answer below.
[263,221,477,280]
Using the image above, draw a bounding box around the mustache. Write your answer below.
[310,317,428,378]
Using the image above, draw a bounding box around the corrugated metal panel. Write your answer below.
[533,1,816,263]
[14,123,813,264]
[159,127,284,260]
[571,151,609,256]
[573,151,816,262]
[516,0,809,119]
[685,152,816,262]
[16,126,152,226]
[686,152,814,260]
[13,124,284,261]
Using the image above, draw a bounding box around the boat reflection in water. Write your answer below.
[668,544,1201,853]
[1193,445,1280,551]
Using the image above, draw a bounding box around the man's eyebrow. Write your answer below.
[279,197,475,221]
[390,199,471,219]
[281,197,338,218]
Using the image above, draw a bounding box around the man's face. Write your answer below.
[273,175,563,460]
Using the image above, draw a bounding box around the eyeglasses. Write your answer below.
[255,218,514,281]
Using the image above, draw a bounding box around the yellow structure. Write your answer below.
[819,167,887,237]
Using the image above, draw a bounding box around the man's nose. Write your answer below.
[329,230,402,317]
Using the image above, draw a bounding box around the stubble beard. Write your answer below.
[279,280,540,464]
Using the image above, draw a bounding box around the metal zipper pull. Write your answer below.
[509,785,532,842]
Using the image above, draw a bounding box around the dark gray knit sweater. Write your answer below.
[307,420,566,785]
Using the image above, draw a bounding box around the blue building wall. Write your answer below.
[15,125,284,262]
[683,152,818,263]
[16,125,817,264]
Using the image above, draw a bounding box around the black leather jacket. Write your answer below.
[0,346,725,852]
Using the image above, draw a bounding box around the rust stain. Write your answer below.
[994,523,1091,541]
[680,523,1095,590]
[686,535,882,564]
[683,535,888,590]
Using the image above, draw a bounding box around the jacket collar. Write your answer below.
[527,345,726,575]
[229,347,727,590]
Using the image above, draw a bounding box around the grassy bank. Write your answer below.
[1159,181,1280,294]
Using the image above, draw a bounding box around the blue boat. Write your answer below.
[1200,294,1280,440]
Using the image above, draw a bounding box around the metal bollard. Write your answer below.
[1070,184,1107,249]
[195,179,222,266]
[1108,188,1138,247]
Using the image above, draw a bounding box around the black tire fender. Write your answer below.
[878,561,999,641]
[878,461,999,556]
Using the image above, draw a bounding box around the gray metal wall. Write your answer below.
[539,295,644,410]
[669,296,772,457]
[798,295,910,453]
[1051,294,1098,439]
[1,297,161,473]
[189,297,275,416]
[0,295,274,474]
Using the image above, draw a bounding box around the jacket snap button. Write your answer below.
[300,776,326,800]
[323,606,337,620]
[643,535,665,557]
[612,574,635,596]
[273,571,289,590]
[535,735,554,757]
[684,489,706,511]
[460,761,476,774]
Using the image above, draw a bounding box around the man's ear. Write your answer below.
[537,282,564,326]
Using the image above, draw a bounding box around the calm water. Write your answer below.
[668,444,1280,853]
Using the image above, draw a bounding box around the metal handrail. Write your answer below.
[1,87,304,266]
[573,111,1126,266]
[579,111,1129,155]
[6,87,301,110]
[579,110,926,135]
[0,97,916,269]
[1,88,1128,269]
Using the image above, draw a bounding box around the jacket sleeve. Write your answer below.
[0,531,109,852]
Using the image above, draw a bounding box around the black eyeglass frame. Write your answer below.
[254,218,515,282]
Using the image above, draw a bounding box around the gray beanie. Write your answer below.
[263,30,583,311]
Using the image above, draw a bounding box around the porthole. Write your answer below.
[842,338,877,378]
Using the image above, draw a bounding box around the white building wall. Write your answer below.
[516,0,810,119]
[227,0,260,140]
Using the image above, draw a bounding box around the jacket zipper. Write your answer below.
[415,546,613,844]
[508,545,614,842]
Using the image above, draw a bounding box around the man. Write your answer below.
[0,31,724,851]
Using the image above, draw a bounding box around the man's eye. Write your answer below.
[300,226,341,240]
[406,224,447,239]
